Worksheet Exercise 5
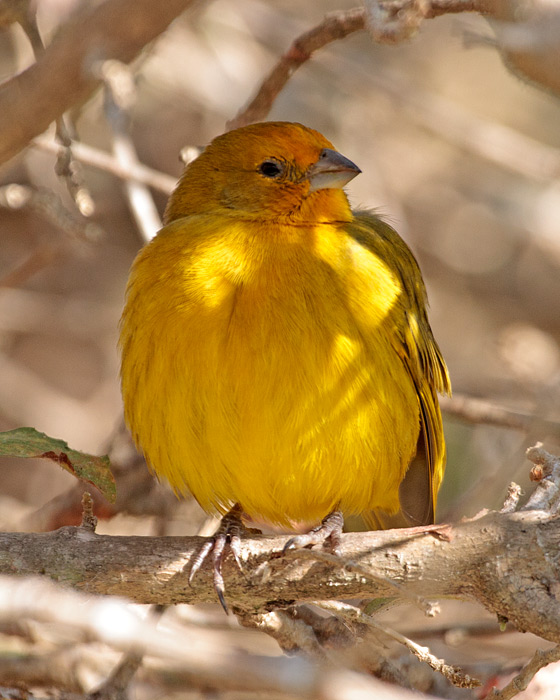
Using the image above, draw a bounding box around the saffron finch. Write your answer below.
[119,121,451,607]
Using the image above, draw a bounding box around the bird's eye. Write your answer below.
[258,160,283,178]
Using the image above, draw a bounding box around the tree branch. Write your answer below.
[489,645,560,700]
[0,0,198,166]
[440,394,560,438]
[0,576,426,700]
[32,136,177,195]
[1,509,559,643]
[229,0,560,132]
[226,8,367,131]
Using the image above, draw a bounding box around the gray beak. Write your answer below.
[307,148,361,192]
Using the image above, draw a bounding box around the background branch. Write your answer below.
[0,576,426,700]
[32,136,176,194]
[226,8,366,131]
[228,0,560,133]
[2,0,558,168]
[0,0,198,165]
[440,394,560,438]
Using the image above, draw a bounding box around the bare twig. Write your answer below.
[80,492,98,532]
[363,0,483,42]
[523,443,560,513]
[316,601,481,688]
[99,60,162,242]
[0,0,198,165]
[526,443,560,479]
[229,1,560,142]
[226,8,367,130]
[32,136,176,195]
[53,117,96,219]
[440,394,560,438]
[225,0,491,130]
[0,183,103,243]
[489,645,560,699]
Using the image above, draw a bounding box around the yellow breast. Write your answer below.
[119,214,420,527]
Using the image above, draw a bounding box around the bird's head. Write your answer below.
[164,122,361,225]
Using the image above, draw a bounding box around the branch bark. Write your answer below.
[0,0,197,166]
[1,509,559,643]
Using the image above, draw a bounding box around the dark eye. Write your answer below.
[258,160,283,178]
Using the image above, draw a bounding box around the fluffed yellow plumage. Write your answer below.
[119,122,450,591]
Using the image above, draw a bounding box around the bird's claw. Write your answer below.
[188,505,247,614]
[283,510,344,556]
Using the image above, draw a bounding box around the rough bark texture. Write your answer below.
[1,510,559,642]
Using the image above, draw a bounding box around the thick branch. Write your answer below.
[0,0,197,165]
[1,510,559,643]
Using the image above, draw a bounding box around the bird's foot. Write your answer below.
[283,510,344,556]
[189,503,250,614]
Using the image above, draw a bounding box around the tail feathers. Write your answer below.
[364,430,435,530]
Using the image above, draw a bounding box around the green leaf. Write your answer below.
[0,427,116,503]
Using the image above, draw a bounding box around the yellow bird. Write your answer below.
[119,121,450,606]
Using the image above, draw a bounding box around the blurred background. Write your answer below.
[1,0,560,696]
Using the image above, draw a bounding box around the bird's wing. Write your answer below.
[348,211,451,528]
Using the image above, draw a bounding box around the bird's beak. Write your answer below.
[307,148,361,192]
